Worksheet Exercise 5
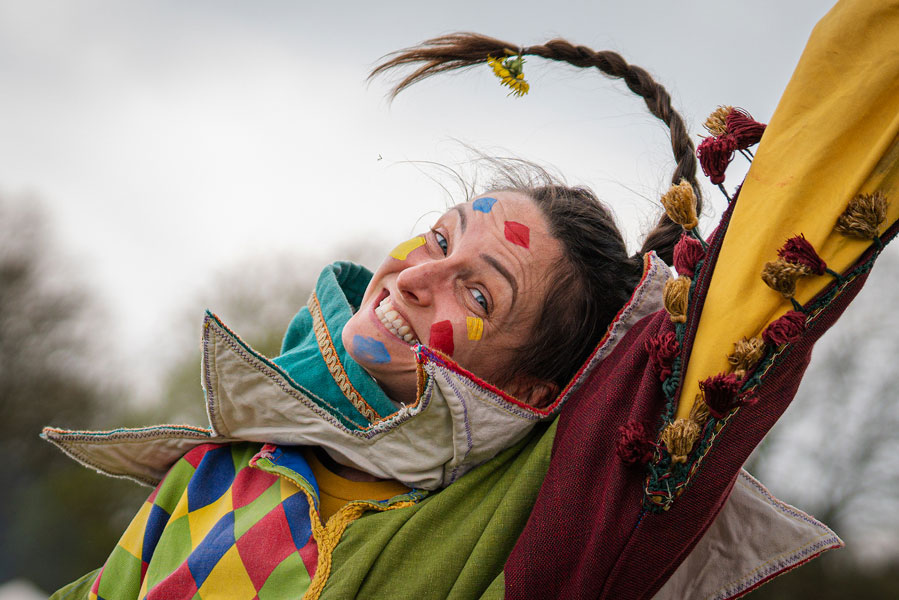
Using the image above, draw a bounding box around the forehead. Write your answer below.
[450,190,552,238]
[449,190,560,297]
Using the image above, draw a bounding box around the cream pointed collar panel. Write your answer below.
[43,254,669,490]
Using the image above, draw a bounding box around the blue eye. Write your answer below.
[435,231,448,255]
[471,288,488,312]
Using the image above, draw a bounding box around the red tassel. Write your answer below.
[697,135,737,185]
[673,233,705,278]
[777,234,827,275]
[725,109,766,150]
[699,373,744,419]
[762,310,807,346]
[644,331,679,382]
[616,421,655,467]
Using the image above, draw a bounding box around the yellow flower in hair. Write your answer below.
[487,53,529,97]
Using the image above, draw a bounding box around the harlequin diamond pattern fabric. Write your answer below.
[88,442,319,600]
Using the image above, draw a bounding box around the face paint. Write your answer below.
[429,320,455,356]
[466,316,483,341]
[389,236,426,260]
[352,335,391,364]
[472,196,498,213]
[504,221,530,249]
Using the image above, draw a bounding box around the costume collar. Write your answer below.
[44,254,670,490]
[272,261,398,429]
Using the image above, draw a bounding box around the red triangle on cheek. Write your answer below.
[429,320,454,356]
[504,221,530,249]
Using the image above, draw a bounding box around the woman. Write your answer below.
[44,176,674,597]
[47,0,899,597]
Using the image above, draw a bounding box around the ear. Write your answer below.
[504,376,560,409]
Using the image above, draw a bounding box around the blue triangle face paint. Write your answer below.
[353,335,391,364]
[473,197,498,213]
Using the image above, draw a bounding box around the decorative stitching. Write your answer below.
[41,426,217,486]
[419,348,544,421]
[643,192,898,512]
[707,537,842,600]
[556,252,668,408]
[738,471,833,528]
[204,314,441,440]
[441,373,475,484]
[307,292,384,422]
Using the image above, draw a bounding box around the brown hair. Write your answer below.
[371,33,703,400]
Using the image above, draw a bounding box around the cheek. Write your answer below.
[389,236,426,260]
[428,320,454,356]
[352,334,392,364]
[466,316,483,340]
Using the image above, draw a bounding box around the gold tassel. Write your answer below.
[761,259,811,298]
[663,276,691,323]
[727,336,766,379]
[835,191,889,239]
[689,393,711,427]
[661,418,700,464]
[660,180,699,230]
[703,105,734,137]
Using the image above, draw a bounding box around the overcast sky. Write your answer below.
[0,0,838,389]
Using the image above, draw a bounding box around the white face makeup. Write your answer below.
[341,190,562,405]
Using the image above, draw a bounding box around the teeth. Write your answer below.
[375,296,418,344]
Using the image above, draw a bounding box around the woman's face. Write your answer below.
[341,190,562,405]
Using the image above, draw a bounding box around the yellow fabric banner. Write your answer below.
[677,0,899,419]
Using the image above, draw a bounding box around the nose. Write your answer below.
[395,256,453,307]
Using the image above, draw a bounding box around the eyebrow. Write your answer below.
[450,205,467,233]
[481,253,518,309]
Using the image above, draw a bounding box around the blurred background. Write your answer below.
[1,0,897,597]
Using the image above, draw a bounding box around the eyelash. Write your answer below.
[431,229,491,315]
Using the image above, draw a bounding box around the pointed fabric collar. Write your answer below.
[43,254,670,490]
[271,261,398,429]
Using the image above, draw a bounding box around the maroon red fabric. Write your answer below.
[504,207,897,598]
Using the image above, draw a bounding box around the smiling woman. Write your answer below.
[343,191,564,407]
[43,1,899,599]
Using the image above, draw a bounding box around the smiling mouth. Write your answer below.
[375,296,419,344]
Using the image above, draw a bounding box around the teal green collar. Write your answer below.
[272,262,398,429]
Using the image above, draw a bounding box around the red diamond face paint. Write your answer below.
[504,221,530,249]
[429,320,454,356]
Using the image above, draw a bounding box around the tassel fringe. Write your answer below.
[661,419,700,464]
[761,259,812,298]
[728,336,765,379]
[660,180,699,230]
[663,276,691,323]
[762,310,807,346]
[835,191,889,239]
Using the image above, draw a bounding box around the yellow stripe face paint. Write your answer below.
[389,236,426,260]
[466,316,483,341]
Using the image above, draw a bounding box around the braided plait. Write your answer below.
[371,33,701,264]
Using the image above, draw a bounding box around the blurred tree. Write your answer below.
[746,247,899,597]
[0,194,147,592]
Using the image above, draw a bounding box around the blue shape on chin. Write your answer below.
[353,335,391,364]
[473,197,498,213]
